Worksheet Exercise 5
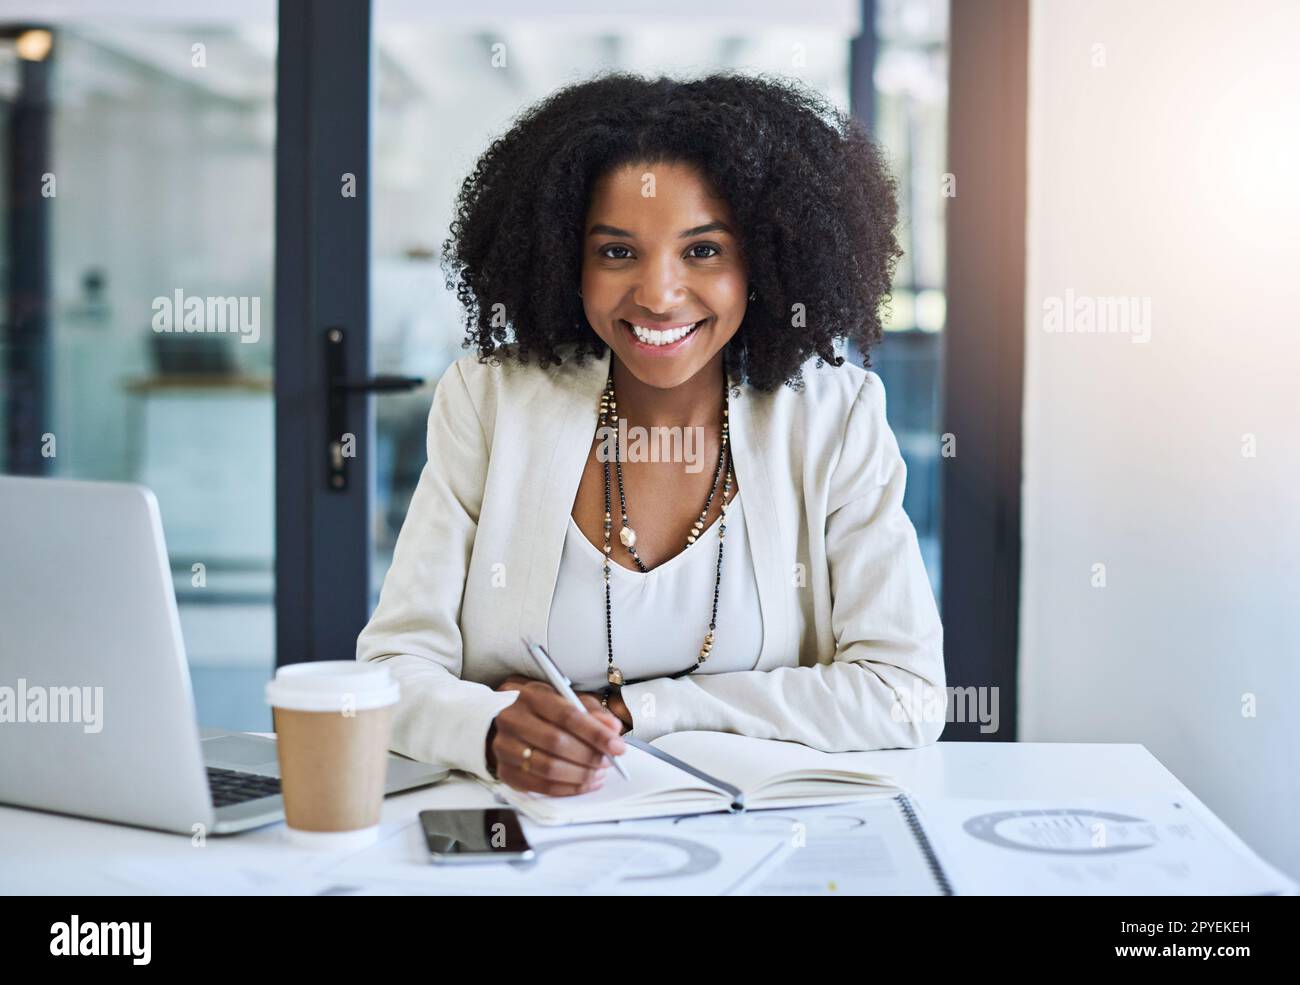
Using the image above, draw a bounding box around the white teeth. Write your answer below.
[629,321,700,346]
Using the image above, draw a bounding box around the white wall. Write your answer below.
[1021,0,1300,877]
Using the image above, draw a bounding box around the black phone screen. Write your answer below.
[418,808,532,858]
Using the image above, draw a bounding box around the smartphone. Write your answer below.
[419,808,535,863]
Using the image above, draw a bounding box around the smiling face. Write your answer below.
[581,160,748,390]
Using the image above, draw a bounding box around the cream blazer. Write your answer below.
[357,342,946,782]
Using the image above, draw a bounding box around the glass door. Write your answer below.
[0,11,277,730]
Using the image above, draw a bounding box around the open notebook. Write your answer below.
[484,730,901,826]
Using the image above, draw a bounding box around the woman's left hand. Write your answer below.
[496,672,632,734]
[496,675,631,734]
[588,689,632,735]
[496,674,630,734]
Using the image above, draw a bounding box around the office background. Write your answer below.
[0,0,948,723]
[0,0,1295,879]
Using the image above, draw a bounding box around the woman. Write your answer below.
[357,72,945,798]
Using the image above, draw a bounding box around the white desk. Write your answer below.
[0,740,1282,895]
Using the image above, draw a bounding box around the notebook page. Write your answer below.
[651,731,897,794]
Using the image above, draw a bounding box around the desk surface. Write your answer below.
[0,739,1270,895]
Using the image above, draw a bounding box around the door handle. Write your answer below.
[325,327,424,490]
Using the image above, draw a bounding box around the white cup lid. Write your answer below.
[265,661,400,712]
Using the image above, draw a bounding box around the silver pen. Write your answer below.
[520,637,630,781]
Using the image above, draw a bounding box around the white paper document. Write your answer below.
[311,795,951,895]
[310,815,791,895]
[660,798,952,895]
[919,796,1298,895]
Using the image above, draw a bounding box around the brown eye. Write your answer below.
[600,245,633,260]
[687,243,721,258]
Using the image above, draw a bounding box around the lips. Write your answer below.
[620,318,708,353]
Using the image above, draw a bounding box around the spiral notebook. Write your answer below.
[737,793,954,895]
[484,730,904,826]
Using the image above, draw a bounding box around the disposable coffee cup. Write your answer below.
[265,661,400,850]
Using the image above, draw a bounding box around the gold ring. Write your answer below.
[522,746,533,773]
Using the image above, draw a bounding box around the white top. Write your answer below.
[357,342,946,784]
[546,490,763,692]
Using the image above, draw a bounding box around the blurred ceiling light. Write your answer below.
[883,289,915,331]
[16,29,53,62]
[915,288,946,332]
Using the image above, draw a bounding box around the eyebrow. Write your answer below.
[587,221,733,239]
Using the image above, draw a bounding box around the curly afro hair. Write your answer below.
[441,71,902,393]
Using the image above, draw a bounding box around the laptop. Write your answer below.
[0,475,447,835]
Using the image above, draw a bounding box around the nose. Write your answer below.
[631,253,688,315]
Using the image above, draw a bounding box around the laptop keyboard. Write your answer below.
[206,766,282,808]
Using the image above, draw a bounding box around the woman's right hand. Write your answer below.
[485,680,627,796]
